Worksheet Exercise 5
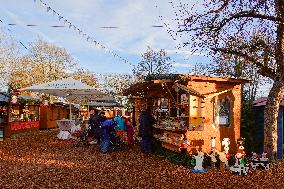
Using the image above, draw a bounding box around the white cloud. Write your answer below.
[1,0,205,73]
[172,63,191,68]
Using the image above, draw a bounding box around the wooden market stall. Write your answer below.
[123,74,248,154]
[87,98,124,119]
[253,97,284,159]
[8,95,41,135]
[40,103,68,129]
[0,93,8,140]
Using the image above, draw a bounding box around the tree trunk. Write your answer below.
[264,80,284,159]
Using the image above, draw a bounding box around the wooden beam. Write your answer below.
[204,89,233,99]
[173,83,205,98]
[153,79,172,84]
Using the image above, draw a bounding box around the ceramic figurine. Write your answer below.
[192,151,207,173]
[229,146,249,175]
[250,152,269,170]
[211,137,216,153]
[209,152,217,168]
[222,138,230,154]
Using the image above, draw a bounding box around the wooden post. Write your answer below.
[277,106,283,159]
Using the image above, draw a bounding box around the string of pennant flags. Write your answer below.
[0,19,29,50]
[2,23,164,29]
[33,0,134,67]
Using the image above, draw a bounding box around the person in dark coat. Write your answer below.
[139,107,156,153]
[88,109,105,144]
[100,119,116,153]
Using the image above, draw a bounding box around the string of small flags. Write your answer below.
[0,19,29,50]
[33,0,134,66]
[3,23,164,29]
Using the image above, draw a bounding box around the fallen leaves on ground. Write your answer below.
[0,129,283,189]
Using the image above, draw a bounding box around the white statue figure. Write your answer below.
[192,151,207,173]
[222,138,230,154]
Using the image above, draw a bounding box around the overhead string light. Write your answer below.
[33,0,134,67]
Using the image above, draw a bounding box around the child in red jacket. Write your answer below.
[124,116,134,145]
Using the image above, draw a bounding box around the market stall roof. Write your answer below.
[123,81,168,97]
[0,93,8,102]
[145,74,249,84]
[253,97,284,107]
[88,100,124,107]
[20,77,106,103]
[124,74,248,97]
[87,96,123,107]
[173,83,205,98]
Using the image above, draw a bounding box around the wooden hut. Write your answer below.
[7,95,41,136]
[40,103,68,129]
[253,97,284,159]
[123,74,247,154]
[87,97,124,119]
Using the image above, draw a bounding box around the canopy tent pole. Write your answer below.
[69,102,72,120]
[87,104,90,119]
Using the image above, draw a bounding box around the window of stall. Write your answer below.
[214,96,231,127]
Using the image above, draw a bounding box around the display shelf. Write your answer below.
[153,126,187,132]
[162,142,181,152]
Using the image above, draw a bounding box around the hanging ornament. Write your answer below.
[42,100,49,106]
[11,95,18,104]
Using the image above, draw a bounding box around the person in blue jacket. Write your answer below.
[113,112,126,142]
[100,119,117,153]
[139,107,156,153]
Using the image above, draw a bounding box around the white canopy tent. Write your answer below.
[20,77,107,120]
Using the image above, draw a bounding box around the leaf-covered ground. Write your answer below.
[0,129,283,189]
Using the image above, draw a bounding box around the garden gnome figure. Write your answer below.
[234,148,245,166]
[229,147,249,175]
[192,151,207,173]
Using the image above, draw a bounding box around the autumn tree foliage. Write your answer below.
[171,0,283,158]
[133,46,172,81]
[0,33,97,90]
[27,38,77,84]
[70,68,97,88]
[0,29,20,89]
[96,73,134,104]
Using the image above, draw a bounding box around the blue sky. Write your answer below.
[0,0,211,74]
